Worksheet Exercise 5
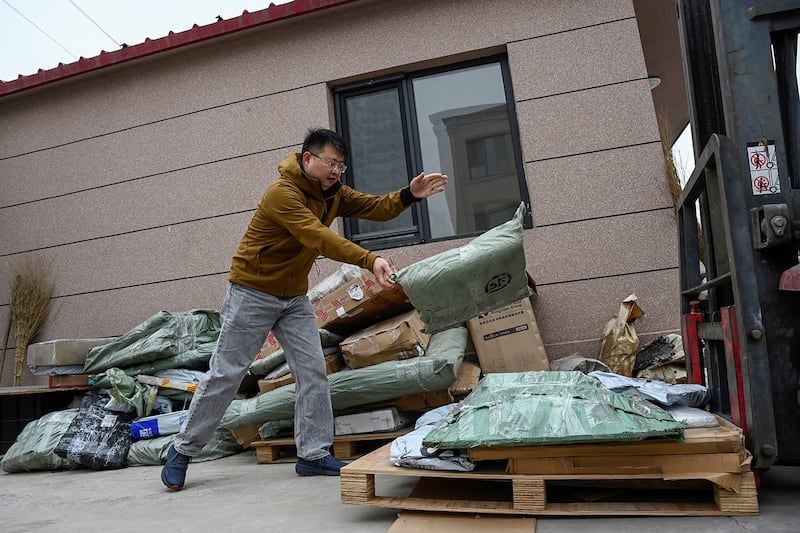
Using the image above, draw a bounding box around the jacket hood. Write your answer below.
[278,153,342,199]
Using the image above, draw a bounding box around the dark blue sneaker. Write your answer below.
[295,455,348,476]
[161,444,190,490]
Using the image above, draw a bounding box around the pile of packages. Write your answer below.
[1,201,713,475]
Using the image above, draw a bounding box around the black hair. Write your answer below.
[301,128,349,160]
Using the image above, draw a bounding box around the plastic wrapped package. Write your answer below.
[1,409,82,473]
[394,202,530,334]
[423,371,686,449]
[54,390,137,470]
[307,263,364,303]
[390,403,475,472]
[220,326,468,429]
[84,309,221,373]
[589,371,711,407]
[666,405,719,428]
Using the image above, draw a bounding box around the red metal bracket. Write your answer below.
[721,306,748,434]
[681,300,705,385]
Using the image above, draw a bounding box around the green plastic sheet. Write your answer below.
[394,202,531,334]
[423,371,687,449]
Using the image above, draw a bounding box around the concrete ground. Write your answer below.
[1,450,798,533]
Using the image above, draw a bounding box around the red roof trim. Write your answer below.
[0,0,358,98]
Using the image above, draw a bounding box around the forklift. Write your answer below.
[676,0,800,470]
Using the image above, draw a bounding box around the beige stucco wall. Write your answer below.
[0,0,680,386]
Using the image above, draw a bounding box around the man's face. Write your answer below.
[302,145,346,191]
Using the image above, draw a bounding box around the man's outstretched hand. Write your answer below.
[409,172,448,199]
[372,257,396,289]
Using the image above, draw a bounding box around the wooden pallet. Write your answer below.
[252,429,411,464]
[340,442,759,516]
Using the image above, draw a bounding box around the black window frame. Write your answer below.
[333,55,532,251]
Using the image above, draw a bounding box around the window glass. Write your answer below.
[412,62,522,237]
[345,88,413,236]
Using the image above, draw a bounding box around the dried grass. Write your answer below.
[9,258,54,386]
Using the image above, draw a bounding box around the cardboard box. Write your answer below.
[258,373,296,394]
[229,424,262,449]
[340,310,429,370]
[467,291,549,373]
[28,337,116,367]
[334,407,410,436]
[313,261,412,335]
[388,512,536,532]
[254,331,281,361]
[257,352,344,394]
[48,374,91,388]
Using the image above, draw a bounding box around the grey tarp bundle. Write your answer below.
[423,371,687,449]
[390,403,475,472]
[394,202,531,334]
[220,326,468,429]
[126,429,242,466]
[588,371,711,407]
[84,309,221,373]
[1,409,83,473]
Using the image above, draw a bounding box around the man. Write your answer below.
[161,128,448,490]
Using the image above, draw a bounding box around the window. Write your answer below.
[335,57,530,249]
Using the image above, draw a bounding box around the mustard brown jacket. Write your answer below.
[228,153,418,297]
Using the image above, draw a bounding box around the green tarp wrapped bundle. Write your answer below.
[84,309,221,374]
[423,371,687,449]
[221,326,468,429]
[88,342,215,388]
[394,202,531,334]
[1,409,83,473]
[127,429,242,466]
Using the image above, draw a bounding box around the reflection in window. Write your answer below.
[467,133,514,180]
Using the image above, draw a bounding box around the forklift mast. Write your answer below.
[676,0,800,469]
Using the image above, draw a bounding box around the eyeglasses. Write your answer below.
[310,152,347,173]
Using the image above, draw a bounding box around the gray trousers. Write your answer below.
[173,282,334,460]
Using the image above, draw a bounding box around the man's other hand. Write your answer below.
[409,172,448,199]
